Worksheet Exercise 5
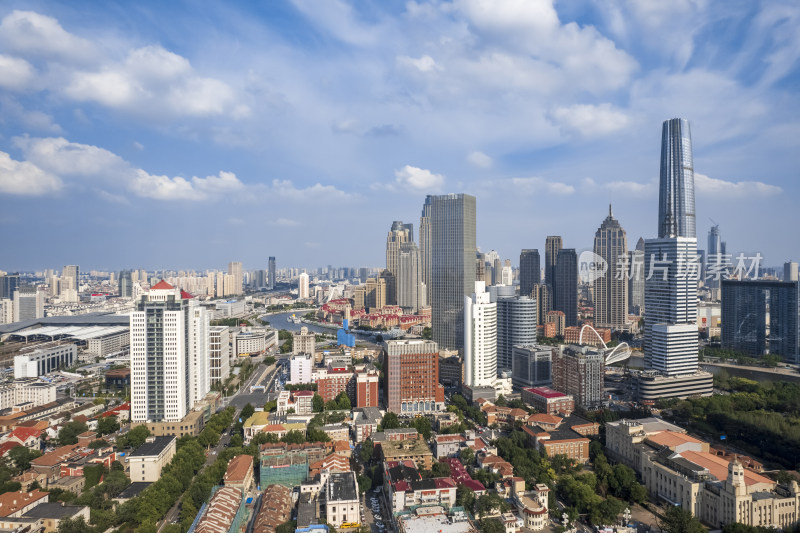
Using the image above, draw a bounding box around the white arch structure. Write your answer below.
[578,324,631,365]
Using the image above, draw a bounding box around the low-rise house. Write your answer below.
[12,472,47,492]
[47,475,84,494]
[511,479,550,531]
[383,460,457,513]
[194,487,247,533]
[378,435,434,471]
[127,436,176,483]
[321,425,349,442]
[477,453,515,479]
[522,414,596,464]
[0,490,49,518]
[325,472,360,528]
[223,455,254,495]
[21,503,90,533]
[4,427,42,449]
[433,434,466,459]
[30,445,80,483]
[252,484,292,533]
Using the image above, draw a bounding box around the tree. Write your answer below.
[7,446,41,473]
[57,516,93,533]
[459,447,475,466]
[360,440,374,464]
[88,439,109,449]
[97,415,120,436]
[116,425,150,450]
[411,417,433,440]
[281,430,306,445]
[357,474,372,494]
[380,412,401,430]
[456,485,476,510]
[476,493,511,517]
[313,394,325,413]
[83,464,106,488]
[229,434,243,448]
[334,391,351,411]
[495,394,507,407]
[480,518,505,533]
[58,421,89,445]
[431,461,451,478]
[240,403,256,422]
[265,356,277,366]
[660,505,705,533]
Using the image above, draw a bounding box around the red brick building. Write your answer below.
[384,340,444,414]
[316,368,355,403]
[563,326,611,346]
[356,370,379,408]
[521,386,575,415]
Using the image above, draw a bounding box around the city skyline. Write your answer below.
[0,2,797,270]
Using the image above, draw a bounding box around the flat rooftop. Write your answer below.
[327,472,358,502]
[129,436,175,457]
[23,503,86,519]
[399,513,475,533]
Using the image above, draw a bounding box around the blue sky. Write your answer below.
[1,0,798,272]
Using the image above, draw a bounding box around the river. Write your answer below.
[259,310,334,335]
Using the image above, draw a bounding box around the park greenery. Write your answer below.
[278,329,293,353]
[658,377,800,468]
[700,346,782,367]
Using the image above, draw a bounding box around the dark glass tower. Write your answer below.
[554,248,578,327]
[658,118,696,238]
[519,249,541,298]
[429,193,477,352]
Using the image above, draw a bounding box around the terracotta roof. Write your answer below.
[150,280,174,290]
[180,290,194,299]
[7,427,42,442]
[528,413,563,426]
[0,490,49,517]
[680,451,773,486]
[647,431,704,448]
[223,455,253,485]
[0,442,21,457]
[31,445,79,467]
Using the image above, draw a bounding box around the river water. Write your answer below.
[259,310,334,335]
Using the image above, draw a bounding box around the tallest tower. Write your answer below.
[658,118,696,238]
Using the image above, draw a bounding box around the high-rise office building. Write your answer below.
[429,193,477,353]
[365,277,386,311]
[228,262,243,295]
[706,225,727,289]
[209,326,231,386]
[511,345,552,389]
[13,286,44,321]
[383,339,444,414]
[658,118,696,239]
[496,296,538,374]
[0,273,19,300]
[519,249,541,298]
[554,249,578,327]
[531,283,551,326]
[552,345,604,408]
[130,281,209,423]
[643,237,699,376]
[378,269,397,306]
[593,205,628,329]
[298,273,310,300]
[386,221,413,277]
[476,252,487,284]
[501,260,513,286]
[545,237,562,290]
[784,261,798,282]
[398,242,423,313]
[628,238,645,315]
[492,258,501,286]
[119,270,133,298]
[721,280,799,362]
[419,197,433,306]
[463,281,497,388]
[268,257,276,290]
[358,267,369,284]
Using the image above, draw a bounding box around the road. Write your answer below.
[159,357,272,531]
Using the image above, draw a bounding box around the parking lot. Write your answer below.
[362,488,389,533]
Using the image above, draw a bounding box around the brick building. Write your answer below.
[355,370,379,408]
[521,386,575,415]
[383,340,444,414]
[316,368,354,403]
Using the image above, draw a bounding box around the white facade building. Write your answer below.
[298,273,310,299]
[0,379,58,410]
[209,326,231,386]
[289,353,313,384]
[463,281,497,388]
[130,281,209,423]
[14,343,77,378]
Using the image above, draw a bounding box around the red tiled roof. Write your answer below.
[8,427,42,442]
[525,386,567,399]
[180,290,194,299]
[150,280,174,290]
[0,442,21,457]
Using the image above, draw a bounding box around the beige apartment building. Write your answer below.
[127,436,177,482]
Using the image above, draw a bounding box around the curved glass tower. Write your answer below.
[658,118,696,238]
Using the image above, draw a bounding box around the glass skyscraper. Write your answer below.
[593,205,628,329]
[554,248,577,327]
[429,193,476,352]
[658,118,696,239]
[519,249,541,298]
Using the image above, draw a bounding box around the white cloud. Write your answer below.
[397,55,438,72]
[0,10,95,62]
[501,177,575,195]
[15,136,127,176]
[0,54,35,90]
[270,179,357,201]
[64,45,240,117]
[394,165,445,192]
[0,151,61,195]
[695,173,782,198]
[131,170,205,201]
[467,151,492,168]
[549,103,630,137]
